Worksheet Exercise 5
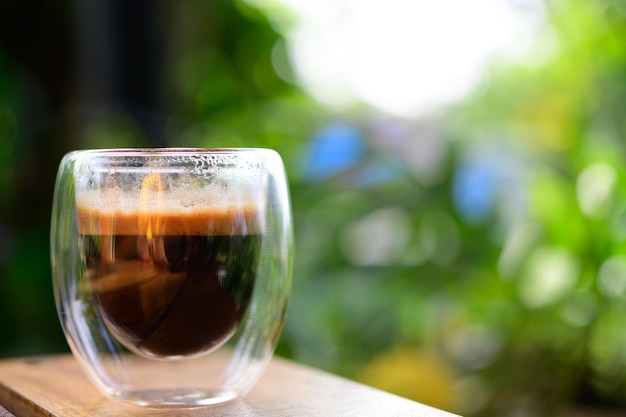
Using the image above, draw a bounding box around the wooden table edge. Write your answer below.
[0,354,462,417]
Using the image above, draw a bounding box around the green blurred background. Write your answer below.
[2,0,626,415]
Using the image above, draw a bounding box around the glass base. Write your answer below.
[116,388,238,408]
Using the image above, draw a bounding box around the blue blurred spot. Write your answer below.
[453,162,495,224]
[304,124,365,180]
[352,160,403,187]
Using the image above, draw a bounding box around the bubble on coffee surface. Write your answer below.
[75,162,266,236]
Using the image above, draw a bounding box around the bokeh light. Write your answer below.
[249,0,547,116]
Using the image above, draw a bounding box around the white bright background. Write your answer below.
[247,0,549,117]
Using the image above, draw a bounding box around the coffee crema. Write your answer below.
[77,201,262,360]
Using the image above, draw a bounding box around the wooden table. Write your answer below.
[0,354,460,416]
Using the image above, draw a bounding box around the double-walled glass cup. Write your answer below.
[50,148,292,407]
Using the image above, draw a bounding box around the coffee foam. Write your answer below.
[76,188,264,236]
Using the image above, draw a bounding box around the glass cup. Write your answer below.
[50,148,293,408]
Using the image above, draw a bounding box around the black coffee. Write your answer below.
[81,233,259,359]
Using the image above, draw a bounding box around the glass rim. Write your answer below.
[67,147,273,157]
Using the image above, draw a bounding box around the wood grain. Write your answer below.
[0,354,460,417]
